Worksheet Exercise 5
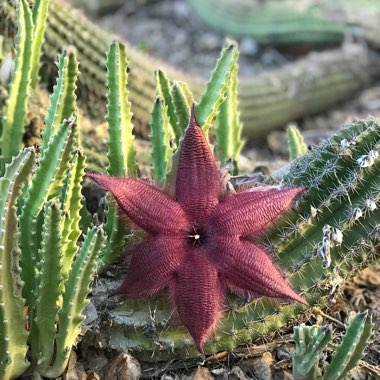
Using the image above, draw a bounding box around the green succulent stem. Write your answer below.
[61,150,87,276]
[0,0,33,174]
[44,227,105,378]
[33,199,63,372]
[170,80,191,136]
[99,41,137,270]
[216,57,243,173]
[42,50,79,152]
[19,118,74,307]
[106,42,137,178]
[0,150,34,380]
[293,324,332,380]
[325,312,373,380]
[150,97,173,186]
[30,0,49,88]
[156,70,181,144]
[288,124,308,160]
[196,42,239,133]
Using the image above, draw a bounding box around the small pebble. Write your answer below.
[248,352,274,380]
[192,366,214,380]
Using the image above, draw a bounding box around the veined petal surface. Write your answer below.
[210,187,303,237]
[175,110,221,223]
[114,235,186,297]
[170,250,222,351]
[87,173,189,234]
[208,237,307,305]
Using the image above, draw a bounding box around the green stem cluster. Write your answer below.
[1,0,379,140]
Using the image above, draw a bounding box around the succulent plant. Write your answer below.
[0,2,105,378]
[0,0,378,377]
[293,312,373,380]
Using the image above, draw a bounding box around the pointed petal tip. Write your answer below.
[287,186,305,196]
[195,342,205,354]
[192,333,207,353]
[301,298,309,307]
[281,279,308,306]
[284,185,305,205]
[190,103,200,129]
[290,291,309,307]
[85,172,113,190]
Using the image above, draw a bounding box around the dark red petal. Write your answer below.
[87,173,189,234]
[210,187,303,237]
[175,106,221,223]
[209,238,308,306]
[112,236,186,297]
[169,250,223,351]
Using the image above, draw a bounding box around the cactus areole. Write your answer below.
[87,107,307,351]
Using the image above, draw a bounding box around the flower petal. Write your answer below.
[209,238,307,305]
[87,173,189,234]
[170,250,223,351]
[210,187,303,237]
[175,107,222,223]
[113,236,186,297]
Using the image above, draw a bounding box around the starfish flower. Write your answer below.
[87,108,307,351]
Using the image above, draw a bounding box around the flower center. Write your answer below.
[187,227,206,247]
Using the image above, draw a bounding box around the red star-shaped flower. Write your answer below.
[87,108,307,351]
